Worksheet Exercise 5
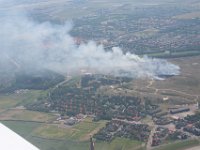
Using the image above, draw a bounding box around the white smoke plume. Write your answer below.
[0,2,180,79]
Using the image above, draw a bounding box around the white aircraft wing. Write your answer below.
[0,123,39,150]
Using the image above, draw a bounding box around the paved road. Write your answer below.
[48,77,72,98]
[146,125,157,150]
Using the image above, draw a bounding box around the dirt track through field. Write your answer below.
[145,79,200,102]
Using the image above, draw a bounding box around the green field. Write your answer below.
[33,117,107,140]
[155,139,200,150]
[34,124,75,139]
[0,90,47,110]
[0,109,56,122]
[95,138,143,150]
[1,120,143,150]
[1,121,42,137]
[72,118,107,140]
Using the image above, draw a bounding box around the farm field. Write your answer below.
[0,90,46,110]
[155,139,200,150]
[1,119,143,150]
[0,109,56,122]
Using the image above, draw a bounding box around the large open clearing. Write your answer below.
[115,56,200,106]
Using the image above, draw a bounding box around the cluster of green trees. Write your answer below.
[94,121,150,142]
[0,69,65,93]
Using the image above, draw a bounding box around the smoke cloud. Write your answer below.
[0,2,180,79]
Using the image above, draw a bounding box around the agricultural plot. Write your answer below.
[1,121,42,137]
[155,139,200,150]
[0,90,47,113]
[33,118,107,140]
[1,118,143,150]
[0,110,56,122]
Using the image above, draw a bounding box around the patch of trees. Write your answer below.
[168,131,188,140]
[50,83,146,120]
[0,69,65,93]
[184,113,200,124]
[94,121,150,142]
[29,74,157,122]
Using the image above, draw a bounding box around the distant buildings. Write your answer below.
[170,108,190,114]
